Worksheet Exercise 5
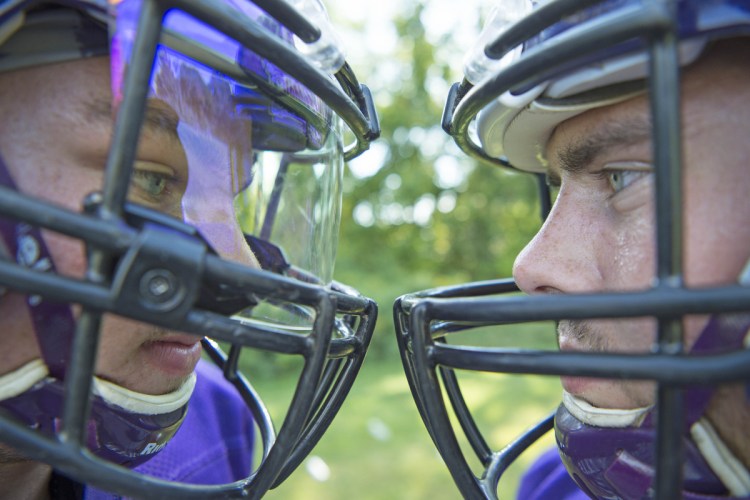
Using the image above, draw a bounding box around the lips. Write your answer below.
[560,375,599,398]
[140,334,203,376]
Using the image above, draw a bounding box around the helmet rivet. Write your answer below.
[140,269,178,303]
[149,275,171,296]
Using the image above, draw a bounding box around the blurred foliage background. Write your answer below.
[246,1,565,498]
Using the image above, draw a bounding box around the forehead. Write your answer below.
[27,53,241,144]
[545,96,652,175]
[544,40,750,175]
[0,56,111,136]
[0,58,181,138]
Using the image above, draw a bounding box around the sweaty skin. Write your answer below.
[512,40,750,466]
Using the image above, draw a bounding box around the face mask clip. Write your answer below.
[84,193,261,321]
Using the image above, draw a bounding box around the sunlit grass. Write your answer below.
[242,322,564,499]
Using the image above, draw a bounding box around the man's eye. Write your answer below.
[131,160,178,198]
[602,162,652,193]
[607,170,649,192]
[132,169,171,196]
[127,162,184,218]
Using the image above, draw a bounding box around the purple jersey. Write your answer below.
[84,359,255,499]
[517,447,589,500]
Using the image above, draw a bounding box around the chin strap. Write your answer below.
[556,392,725,499]
[691,418,750,496]
[93,372,195,415]
[555,257,750,499]
[556,311,750,499]
[562,383,750,489]
[562,391,649,428]
[0,154,75,379]
[0,360,194,466]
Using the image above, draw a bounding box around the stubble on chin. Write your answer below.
[557,319,610,352]
[557,318,659,408]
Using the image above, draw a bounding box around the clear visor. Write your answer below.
[109,0,344,330]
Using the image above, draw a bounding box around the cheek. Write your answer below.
[610,207,656,291]
[685,192,750,288]
[30,166,104,279]
[97,316,140,353]
[595,316,657,354]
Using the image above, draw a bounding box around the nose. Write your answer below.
[512,187,602,295]
[224,224,261,269]
[190,219,261,269]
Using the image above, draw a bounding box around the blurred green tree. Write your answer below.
[257,3,563,498]
[332,2,544,358]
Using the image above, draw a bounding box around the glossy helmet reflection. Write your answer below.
[394,1,750,498]
[0,0,378,497]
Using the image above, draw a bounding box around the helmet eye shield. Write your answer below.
[111,0,344,327]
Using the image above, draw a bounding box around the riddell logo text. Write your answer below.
[141,442,167,455]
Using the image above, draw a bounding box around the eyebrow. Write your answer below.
[550,116,652,181]
[84,98,181,142]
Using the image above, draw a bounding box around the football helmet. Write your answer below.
[394,1,750,498]
[0,0,379,497]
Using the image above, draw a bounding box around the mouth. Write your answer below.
[140,334,203,377]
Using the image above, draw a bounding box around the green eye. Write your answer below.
[128,162,184,218]
[132,169,170,196]
[608,170,625,191]
[602,161,652,193]
[607,170,648,193]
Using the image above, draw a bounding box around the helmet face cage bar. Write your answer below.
[0,0,378,497]
[394,286,750,498]
[399,0,750,498]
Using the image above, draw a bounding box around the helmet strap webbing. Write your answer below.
[637,311,749,451]
[0,153,76,380]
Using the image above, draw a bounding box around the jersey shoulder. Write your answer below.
[516,447,588,500]
[136,359,255,484]
[86,359,255,499]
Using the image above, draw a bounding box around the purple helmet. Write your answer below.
[394,0,750,498]
[0,0,378,497]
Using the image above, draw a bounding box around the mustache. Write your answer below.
[144,326,171,341]
[141,327,203,345]
[557,319,608,352]
[102,316,187,343]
